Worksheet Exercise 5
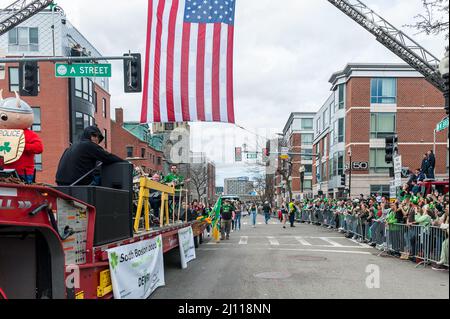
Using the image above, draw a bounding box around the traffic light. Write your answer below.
[235,147,242,162]
[385,135,399,164]
[124,53,142,93]
[19,61,38,96]
[341,174,346,186]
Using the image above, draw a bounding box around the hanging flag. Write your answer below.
[141,0,236,124]
[209,196,222,241]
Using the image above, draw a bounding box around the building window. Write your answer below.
[338,118,345,143]
[34,154,42,171]
[75,112,95,142]
[304,164,313,176]
[303,180,312,191]
[338,84,345,109]
[31,107,41,132]
[371,78,397,104]
[322,162,328,181]
[103,129,107,148]
[337,151,344,176]
[141,148,146,158]
[316,118,321,134]
[94,91,98,113]
[165,123,174,131]
[371,113,396,139]
[126,146,134,158]
[102,98,107,118]
[8,67,19,91]
[323,137,328,156]
[302,149,313,161]
[8,27,39,52]
[301,118,313,130]
[323,110,328,128]
[301,134,314,145]
[75,77,93,102]
[157,157,162,165]
[370,149,391,173]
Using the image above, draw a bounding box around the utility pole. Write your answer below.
[348,147,352,199]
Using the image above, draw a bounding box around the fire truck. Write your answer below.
[0,162,208,299]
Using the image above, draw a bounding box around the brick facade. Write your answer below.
[111,109,164,175]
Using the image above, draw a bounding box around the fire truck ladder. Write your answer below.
[327,0,446,93]
[0,0,54,37]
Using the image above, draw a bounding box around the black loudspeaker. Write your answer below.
[101,162,133,193]
[55,186,133,246]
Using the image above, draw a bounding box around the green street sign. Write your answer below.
[436,117,449,132]
[247,153,258,160]
[55,63,112,78]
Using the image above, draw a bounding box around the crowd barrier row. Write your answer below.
[297,208,449,268]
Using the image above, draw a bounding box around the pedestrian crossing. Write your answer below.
[206,236,371,249]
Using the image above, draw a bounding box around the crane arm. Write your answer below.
[0,0,54,37]
[328,0,446,93]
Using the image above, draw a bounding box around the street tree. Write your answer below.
[189,164,208,202]
[406,0,449,40]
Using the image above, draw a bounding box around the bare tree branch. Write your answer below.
[405,0,449,40]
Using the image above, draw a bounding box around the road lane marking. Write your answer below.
[267,237,280,246]
[319,237,343,247]
[239,236,248,245]
[267,248,372,255]
[295,237,312,246]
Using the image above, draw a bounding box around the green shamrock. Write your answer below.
[156,237,162,248]
[0,142,12,154]
[110,252,119,270]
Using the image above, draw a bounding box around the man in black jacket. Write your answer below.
[56,126,125,186]
[427,150,436,180]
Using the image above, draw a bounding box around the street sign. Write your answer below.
[55,63,112,78]
[280,147,289,160]
[247,153,258,160]
[394,155,402,174]
[436,117,449,132]
[390,181,397,200]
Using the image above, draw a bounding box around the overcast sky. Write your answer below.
[1,0,447,186]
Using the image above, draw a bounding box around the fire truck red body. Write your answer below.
[0,183,207,299]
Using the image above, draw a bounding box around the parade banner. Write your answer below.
[178,226,196,269]
[107,236,165,299]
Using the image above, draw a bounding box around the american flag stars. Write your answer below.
[184,0,236,25]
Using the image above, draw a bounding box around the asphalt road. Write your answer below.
[152,214,449,299]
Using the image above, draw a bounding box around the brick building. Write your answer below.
[313,63,448,198]
[111,108,164,175]
[275,112,315,205]
[0,10,112,184]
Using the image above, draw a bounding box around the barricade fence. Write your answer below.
[297,208,448,267]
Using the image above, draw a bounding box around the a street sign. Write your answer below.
[390,181,397,200]
[55,63,112,78]
[436,117,449,132]
[280,147,289,160]
[394,155,402,174]
[247,153,258,160]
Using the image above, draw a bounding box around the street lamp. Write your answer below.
[300,165,306,194]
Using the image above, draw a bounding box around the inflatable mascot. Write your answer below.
[0,90,43,183]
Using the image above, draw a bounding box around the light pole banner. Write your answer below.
[107,236,165,299]
[178,226,196,269]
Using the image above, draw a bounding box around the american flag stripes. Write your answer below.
[141,0,236,124]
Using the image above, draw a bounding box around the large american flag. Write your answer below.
[141,0,236,124]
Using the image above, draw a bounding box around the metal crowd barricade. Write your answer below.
[426,226,449,266]
[369,220,386,246]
